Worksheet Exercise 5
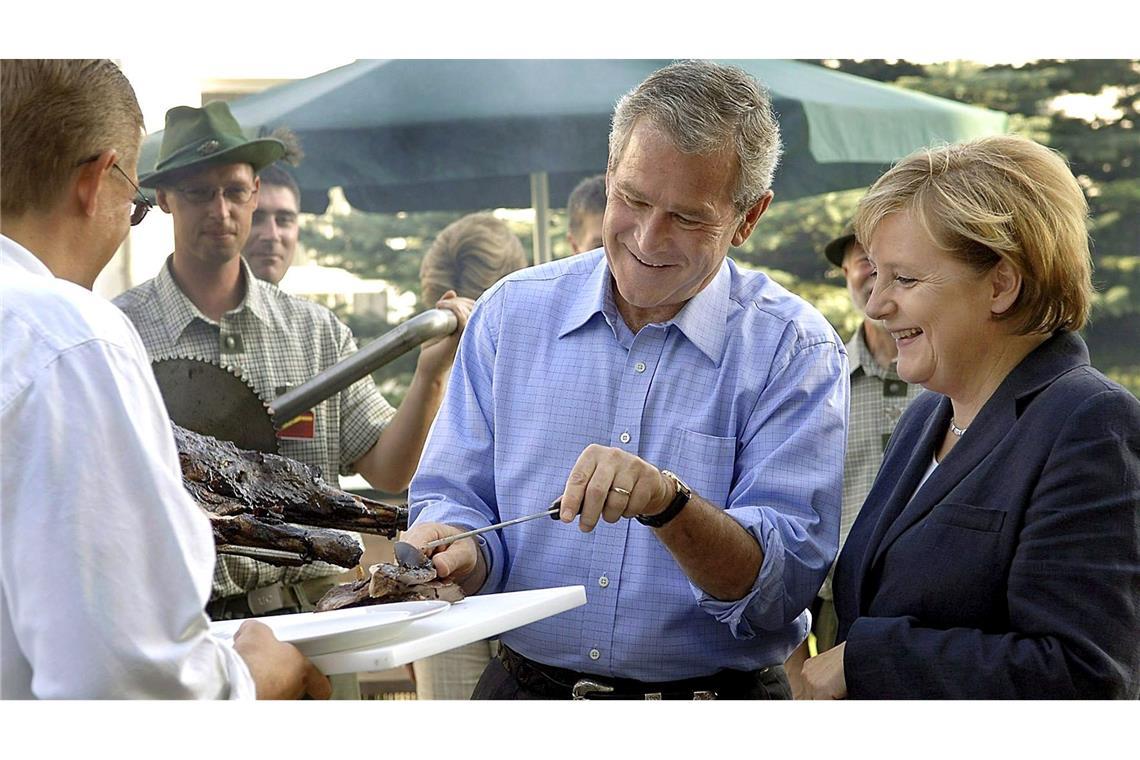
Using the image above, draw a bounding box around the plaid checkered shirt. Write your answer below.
[817,324,923,600]
[114,255,395,600]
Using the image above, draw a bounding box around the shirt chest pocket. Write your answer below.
[665,429,736,508]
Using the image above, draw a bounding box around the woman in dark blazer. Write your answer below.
[800,135,1140,699]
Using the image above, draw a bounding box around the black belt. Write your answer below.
[498,644,784,700]
[206,578,337,621]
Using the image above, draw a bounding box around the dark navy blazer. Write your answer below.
[833,331,1140,698]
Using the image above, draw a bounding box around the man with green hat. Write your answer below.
[114,102,472,697]
[784,222,920,697]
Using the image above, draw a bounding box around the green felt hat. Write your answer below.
[824,223,858,268]
[140,101,284,188]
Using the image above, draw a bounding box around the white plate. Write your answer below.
[209,600,450,656]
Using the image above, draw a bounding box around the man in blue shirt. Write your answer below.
[403,60,848,699]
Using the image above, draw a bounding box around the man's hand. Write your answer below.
[559,444,674,532]
[799,641,848,699]
[417,290,474,377]
[231,620,331,700]
[400,521,485,593]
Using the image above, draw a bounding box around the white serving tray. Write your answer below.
[209,599,450,657]
[305,585,586,675]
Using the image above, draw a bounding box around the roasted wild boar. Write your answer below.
[315,562,465,611]
[207,512,364,567]
[172,424,408,567]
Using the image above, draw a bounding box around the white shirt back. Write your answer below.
[1,236,253,699]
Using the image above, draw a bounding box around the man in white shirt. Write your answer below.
[0,59,329,699]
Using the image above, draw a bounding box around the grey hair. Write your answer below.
[607,60,782,212]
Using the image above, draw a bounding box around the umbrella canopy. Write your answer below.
[142,59,1006,211]
[139,59,1007,261]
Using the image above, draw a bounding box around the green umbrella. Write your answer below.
[141,59,1007,261]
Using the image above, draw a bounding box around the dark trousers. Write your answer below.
[472,645,791,700]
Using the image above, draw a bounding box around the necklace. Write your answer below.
[949,418,968,437]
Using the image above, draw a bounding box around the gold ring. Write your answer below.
[610,486,631,496]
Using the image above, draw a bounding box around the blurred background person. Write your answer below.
[243,161,301,285]
[801,134,1140,699]
[565,173,606,254]
[411,211,528,699]
[785,222,920,696]
[419,212,529,306]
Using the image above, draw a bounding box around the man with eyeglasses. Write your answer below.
[114,103,472,698]
[2,60,328,699]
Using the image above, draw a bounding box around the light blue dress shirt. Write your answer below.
[410,249,848,681]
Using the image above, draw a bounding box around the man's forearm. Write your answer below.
[354,360,449,493]
[652,495,763,601]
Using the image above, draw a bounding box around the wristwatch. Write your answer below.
[636,469,691,528]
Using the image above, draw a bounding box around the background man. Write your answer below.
[403,60,848,699]
[114,102,472,633]
[785,223,921,696]
[566,173,606,254]
[242,161,301,285]
[1,59,327,699]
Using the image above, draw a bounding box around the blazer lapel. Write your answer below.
[852,331,1091,617]
[858,398,950,587]
[864,333,1085,575]
[871,390,1018,569]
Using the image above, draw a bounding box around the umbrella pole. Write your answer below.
[530,171,552,265]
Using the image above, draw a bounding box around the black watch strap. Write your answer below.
[636,470,691,528]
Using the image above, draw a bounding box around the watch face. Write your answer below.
[637,470,690,528]
[663,470,690,498]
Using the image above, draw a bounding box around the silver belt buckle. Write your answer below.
[247,582,289,616]
[571,679,615,700]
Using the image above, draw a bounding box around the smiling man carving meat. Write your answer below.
[402,60,849,700]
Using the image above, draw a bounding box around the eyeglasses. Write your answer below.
[75,155,154,226]
[172,184,257,206]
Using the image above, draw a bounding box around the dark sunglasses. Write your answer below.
[75,154,154,226]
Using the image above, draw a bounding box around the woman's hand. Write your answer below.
[799,641,848,699]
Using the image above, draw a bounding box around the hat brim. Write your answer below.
[140,138,285,188]
[824,233,857,268]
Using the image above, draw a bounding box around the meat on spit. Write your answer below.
[173,424,408,567]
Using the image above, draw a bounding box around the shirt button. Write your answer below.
[619,431,631,444]
[598,575,609,588]
[223,336,236,349]
[634,361,646,373]
[588,648,601,661]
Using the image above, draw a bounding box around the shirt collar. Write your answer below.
[1,234,53,278]
[557,253,615,340]
[155,254,271,344]
[556,254,729,365]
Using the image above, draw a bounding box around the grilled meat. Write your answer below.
[172,424,408,567]
[314,562,465,611]
[207,512,363,567]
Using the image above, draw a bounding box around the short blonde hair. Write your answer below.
[420,213,528,306]
[854,135,1094,334]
